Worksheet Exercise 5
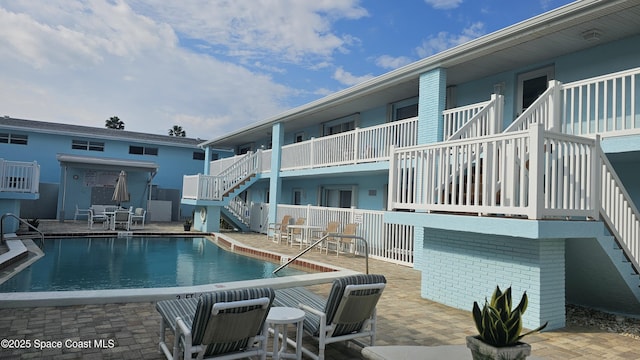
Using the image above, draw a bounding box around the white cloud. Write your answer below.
[424,0,463,10]
[375,55,413,70]
[333,67,374,87]
[0,0,369,137]
[416,22,485,58]
[129,0,369,63]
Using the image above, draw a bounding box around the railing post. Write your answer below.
[387,145,397,210]
[591,135,602,220]
[494,94,504,134]
[354,128,360,164]
[548,80,561,132]
[527,124,545,219]
[310,137,315,169]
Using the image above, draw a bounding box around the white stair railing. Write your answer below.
[596,139,640,272]
[504,80,561,133]
[183,151,261,201]
[227,197,250,225]
[443,101,489,140]
[447,94,504,140]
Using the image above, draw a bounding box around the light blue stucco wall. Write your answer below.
[417,228,565,330]
[453,34,640,129]
[1,127,207,220]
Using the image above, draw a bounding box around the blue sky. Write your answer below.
[0,0,574,139]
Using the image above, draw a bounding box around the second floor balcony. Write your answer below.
[0,159,40,195]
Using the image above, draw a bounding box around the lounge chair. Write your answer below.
[274,274,387,360]
[156,287,276,360]
[267,215,292,244]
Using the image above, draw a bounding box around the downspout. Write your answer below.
[60,165,68,222]
[147,171,157,213]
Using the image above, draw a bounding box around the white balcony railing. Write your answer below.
[561,67,640,137]
[275,204,414,266]
[389,124,599,220]
[0,159,40,193]
[280,117,418,171]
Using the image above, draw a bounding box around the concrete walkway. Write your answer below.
[0,221,639,359]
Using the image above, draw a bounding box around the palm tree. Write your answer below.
[168,125,186,137]
[105,116,125,130]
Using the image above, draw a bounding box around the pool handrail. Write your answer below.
[273,233,369,275]
[1,213,44,249]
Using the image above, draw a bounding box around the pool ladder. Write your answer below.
[272,233,369,275]
[0,213,45,249]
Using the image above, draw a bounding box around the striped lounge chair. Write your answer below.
[156,287,275,360]
[274,274,387,360]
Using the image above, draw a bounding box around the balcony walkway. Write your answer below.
[0,220,638,359]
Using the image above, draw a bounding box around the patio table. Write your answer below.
[287,225,323,249]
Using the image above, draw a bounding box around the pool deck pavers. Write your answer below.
[0,220,639,359]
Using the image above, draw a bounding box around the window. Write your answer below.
[322,114,358,136]
[129,145,158,156]
[192,151,205,160]
[320,186,357,208]
[389,97,418,122]
[294,132,305,143]
[0,133,28,145]
[72,139,104,152]
[238,143,252,155]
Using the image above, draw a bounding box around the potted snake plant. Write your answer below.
[467,286,548,360]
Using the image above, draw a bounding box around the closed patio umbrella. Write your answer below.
[112,170,130,206]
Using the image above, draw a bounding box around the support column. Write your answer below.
[418,68,447,145]
[203,147,211,175]
[268,122,285,233]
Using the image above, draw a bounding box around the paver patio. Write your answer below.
[0,220,638,359]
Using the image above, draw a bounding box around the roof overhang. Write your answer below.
[201,0,640,149]
[56,154,159,172]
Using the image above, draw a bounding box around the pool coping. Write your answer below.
[0,232,358,308]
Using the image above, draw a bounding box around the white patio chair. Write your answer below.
[130,208,146,228]
[88,209,108,229]
[112,209,132,231]
[74,204,91,222]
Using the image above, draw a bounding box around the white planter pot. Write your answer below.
[466,336,531,360]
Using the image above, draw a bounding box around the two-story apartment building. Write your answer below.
[0,117,232,231]
[182,0,640,331]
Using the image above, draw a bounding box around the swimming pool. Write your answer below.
[0,237,305,292]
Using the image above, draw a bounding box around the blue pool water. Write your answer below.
[0,237,304,292]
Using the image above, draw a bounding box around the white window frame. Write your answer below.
[388,96,418,122]
[322,113,359,136]
[516,65,554,115]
